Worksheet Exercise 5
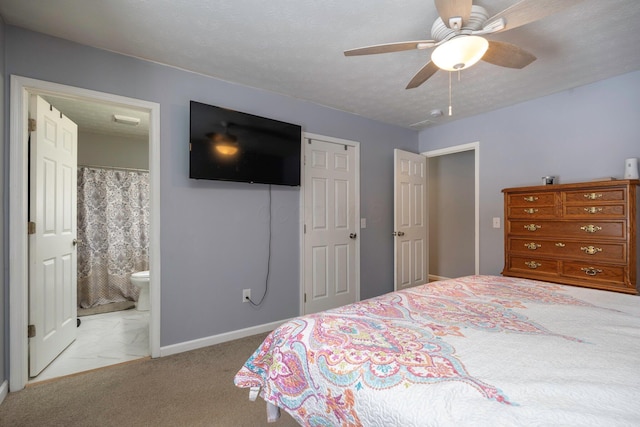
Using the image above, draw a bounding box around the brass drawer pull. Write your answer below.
[580,246,602,255]
[523,208,538,214]
[581,267,603,276]
[584,193,603,200]
[525,242,541,250]
[555,242,566,247]
[580,225,602,233]
[584,207,603,214]
[525,261,542,269]
[524,224,541,232]
[523,196,538,202]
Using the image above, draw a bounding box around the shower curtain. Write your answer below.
[77,166,150,308]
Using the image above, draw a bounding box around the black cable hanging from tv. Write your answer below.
[248,185,271,306]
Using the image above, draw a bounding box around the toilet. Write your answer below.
[130,270,150,311]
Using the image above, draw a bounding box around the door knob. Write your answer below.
[72,239,81,246]
[349,233,357,239]
[392,231,405,237]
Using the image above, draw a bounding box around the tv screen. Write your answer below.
[189,101,302,186]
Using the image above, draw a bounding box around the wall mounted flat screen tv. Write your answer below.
[189,101,302,186]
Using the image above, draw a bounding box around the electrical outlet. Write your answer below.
[242,289,251,303]
[493,217,501,228]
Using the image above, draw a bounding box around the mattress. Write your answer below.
[235,275,640,426]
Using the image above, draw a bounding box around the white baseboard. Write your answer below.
[429,274,451,282]
[0,380,8,406]
[159,319,289,357]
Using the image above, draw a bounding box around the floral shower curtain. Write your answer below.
[77,166,150,308]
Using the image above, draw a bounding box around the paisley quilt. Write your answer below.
[234,275,640,426]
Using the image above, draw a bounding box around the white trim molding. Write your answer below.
[8,75,161,391]
[0,380,8,406]
[159,319,288,357]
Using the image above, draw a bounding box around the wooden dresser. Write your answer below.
[502,180,640,294]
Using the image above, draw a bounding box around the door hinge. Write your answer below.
[304,293,306,303]
[28,221,36,235]
[28,324,36,338]
[28,118,36,132]
[304,224,306,234]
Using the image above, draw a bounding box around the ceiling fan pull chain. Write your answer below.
[448,71,453,116]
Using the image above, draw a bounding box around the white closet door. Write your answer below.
[304,138,358,314]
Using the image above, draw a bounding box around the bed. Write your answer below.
[234,275,640,426]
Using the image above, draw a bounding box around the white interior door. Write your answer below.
[394,149,427,291]
[28,94,78,377]
[303,137,359,314]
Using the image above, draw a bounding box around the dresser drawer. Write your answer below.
[508,238,627,262]
[564,204,626,218]
[508,192,555,207]
[507,256,558,275]
[508,220,626,239]
[564,188,625,204]
[508,205,557,218]
[562,261,626,285]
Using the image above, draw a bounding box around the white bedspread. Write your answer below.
[235,275,640,426]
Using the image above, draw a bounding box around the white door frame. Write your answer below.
[422,142,480,276]
[300,132,360,315]
[9,75,162,391]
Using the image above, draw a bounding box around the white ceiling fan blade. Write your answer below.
[406,61,440,89]
[482,41,536,69]
[344,40,437,56]
[484,0,584,33]
[434,0,472,29]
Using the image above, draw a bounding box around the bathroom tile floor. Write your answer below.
[29,308,149,384]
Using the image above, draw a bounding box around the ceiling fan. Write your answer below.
[344,0,583,89]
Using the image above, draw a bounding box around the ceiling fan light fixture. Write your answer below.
[431,36,489,71]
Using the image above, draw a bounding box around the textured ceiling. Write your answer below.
[2,0,640,133]
[41,95,150,139]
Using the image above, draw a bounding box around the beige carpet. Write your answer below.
[0,333,299,427]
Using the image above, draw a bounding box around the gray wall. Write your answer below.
[3,25,418,349]
[78,131,149,170]
[428,151,475,278]
[419,70,640,276]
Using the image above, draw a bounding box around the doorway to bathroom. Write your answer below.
[29,94,150,383]
[9,76,161,391]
